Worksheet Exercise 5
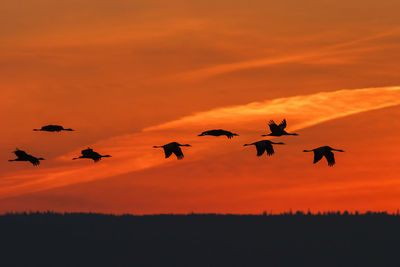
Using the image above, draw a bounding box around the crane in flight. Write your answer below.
[72,148,111,162]
[153,142,191,160]
[244,140,285,157]
[262,119,298,136]
[8,149,44,166]
[303,146,344,166]
[198,129,238,139]
[33,125,74,132]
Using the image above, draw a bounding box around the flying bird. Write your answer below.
[72,148,111,162]
[303,146,344,166]
[8,149,44,166]
[33,125,74,132]
[262,119,298,136]
[153,142,191,160]
[198,129,238,139]
[244,140,285,156]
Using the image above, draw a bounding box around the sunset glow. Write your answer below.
[1,0,400,214]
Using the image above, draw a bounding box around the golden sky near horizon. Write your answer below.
[1,0,400,213]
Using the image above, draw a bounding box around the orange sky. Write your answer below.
[1,0,400,214]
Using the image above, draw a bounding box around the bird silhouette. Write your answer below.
[33,125,74,132]
[198,129,238,139]
[303,146,344,166]
[262,119,298,136]
[244,140,285,156]
[8,149,44,166]
[153,142,191,160]
[72,148,111,162]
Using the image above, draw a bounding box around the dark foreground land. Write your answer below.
[1,212,400,267]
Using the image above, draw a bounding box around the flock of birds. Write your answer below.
[9,119,344,167]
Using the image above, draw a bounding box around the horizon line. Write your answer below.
[2,210,400,216]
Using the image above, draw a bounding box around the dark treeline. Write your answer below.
[1,212,400,267]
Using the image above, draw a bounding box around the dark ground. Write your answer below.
[1,211,400,267]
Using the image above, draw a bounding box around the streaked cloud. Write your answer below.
[173,30,400,81]
[145,86,400,132]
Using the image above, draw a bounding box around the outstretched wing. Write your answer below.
[14,150,28,158]
[82,148,93,156]
[201,130,218,136]
[313,150,324,164]
[27,155,40,166]
[223,130,234,139]
[278,119,287,130]
[172,146,184,160]
[254,142,266,156]
[268,120,281,133]
[265,142,275,156]
[163,147,174,158]
[324,151,335,166]
[91,151,102,162]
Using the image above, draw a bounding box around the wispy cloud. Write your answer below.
[0,86,399,199]
[173,30,400,81]
[144,86,400,132]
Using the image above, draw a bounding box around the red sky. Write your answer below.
[1,0,400,214]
